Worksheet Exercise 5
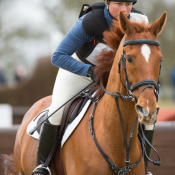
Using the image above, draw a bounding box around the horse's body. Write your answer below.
[2,11,167,175]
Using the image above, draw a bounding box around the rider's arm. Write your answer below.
[51,16,94,77]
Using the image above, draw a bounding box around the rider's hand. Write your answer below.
[87,66,96,82]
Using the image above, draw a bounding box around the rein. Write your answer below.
[89,36,161,175]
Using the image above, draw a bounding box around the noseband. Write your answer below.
[118,36,161,101]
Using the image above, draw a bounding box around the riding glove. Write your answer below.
[87,66,96,82]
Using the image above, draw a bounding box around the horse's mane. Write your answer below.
[93,20,150,96]
[93,20,124,95]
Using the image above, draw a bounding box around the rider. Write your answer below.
[33,1,154,175]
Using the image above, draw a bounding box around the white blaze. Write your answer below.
[141,44,151,62]
[146,100,149,114]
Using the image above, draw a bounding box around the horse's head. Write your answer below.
[118,11,167,125]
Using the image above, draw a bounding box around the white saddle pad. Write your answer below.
[26,108,49,139]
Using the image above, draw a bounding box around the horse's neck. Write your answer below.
[95,44,139,164]
[103,41,138,129]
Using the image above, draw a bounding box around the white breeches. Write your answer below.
[48,54,92,125]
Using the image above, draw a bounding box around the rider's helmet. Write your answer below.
[105,0,137,5]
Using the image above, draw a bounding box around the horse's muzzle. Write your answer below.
[136,104,159,125]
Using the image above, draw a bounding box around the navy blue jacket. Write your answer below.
[51,6,113,77]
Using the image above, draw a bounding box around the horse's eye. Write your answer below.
[126,55,133,64]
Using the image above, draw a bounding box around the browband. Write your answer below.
[123,40,160,47]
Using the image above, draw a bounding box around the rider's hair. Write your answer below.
[105,0,110,9]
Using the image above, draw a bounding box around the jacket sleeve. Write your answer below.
[51,16,94,76]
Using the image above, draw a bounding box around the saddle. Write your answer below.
[59,88,95,140]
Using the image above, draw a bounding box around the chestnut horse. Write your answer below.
[2,11,167,175]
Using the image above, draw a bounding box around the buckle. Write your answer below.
[125,159,130,163]
[118,166,131,175]
[118,170,124,175]
[128,90,135,101]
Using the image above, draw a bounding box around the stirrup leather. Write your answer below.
[31,164,51,175]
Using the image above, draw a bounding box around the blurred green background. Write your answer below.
[0,0,175,108]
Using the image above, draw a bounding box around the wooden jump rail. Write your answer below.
[155,121,175,131]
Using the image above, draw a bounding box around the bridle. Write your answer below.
[89,36,161,175]
[118,36,161,102]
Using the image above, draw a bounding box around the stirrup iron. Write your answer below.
[30,164,51,175]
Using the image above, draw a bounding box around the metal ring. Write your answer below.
[118,169,124,175]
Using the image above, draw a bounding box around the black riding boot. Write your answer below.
[144,129,154,175]
[31,115,60,175]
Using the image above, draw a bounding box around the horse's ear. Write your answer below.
[119,11,133,35]
[149,12,167,36]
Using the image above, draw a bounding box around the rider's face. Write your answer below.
[107,1,133,20]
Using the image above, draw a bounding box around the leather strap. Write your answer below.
[130,80,158,92]
[139,124,161,166]
[44,138,60,167]
[123,40,160,47]
[115,98,143,169]
[101,84,134,101]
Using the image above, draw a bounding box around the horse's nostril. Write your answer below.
[136,105,148,117]
[152,108,159,118]
[136,105,142,113]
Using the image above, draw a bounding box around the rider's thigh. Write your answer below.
[48,68,92,125]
